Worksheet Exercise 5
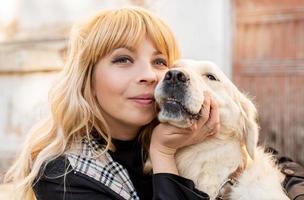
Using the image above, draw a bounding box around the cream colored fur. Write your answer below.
[155,59,289,200]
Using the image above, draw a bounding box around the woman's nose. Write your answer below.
[138,63,158,84]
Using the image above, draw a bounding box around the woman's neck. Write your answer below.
[98,108,142,141]
[110,124,139,141]
[103,118,140,141]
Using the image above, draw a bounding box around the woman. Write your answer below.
[5,7,218,200]
[4,6,304,200]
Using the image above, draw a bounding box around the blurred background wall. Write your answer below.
[0,0,233,180]
[233,0,304,164]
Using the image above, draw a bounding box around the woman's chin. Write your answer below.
[127,112,156,127]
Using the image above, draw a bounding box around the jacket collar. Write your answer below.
[66,138,140,200]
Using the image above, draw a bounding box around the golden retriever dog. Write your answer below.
[154,59,289,200]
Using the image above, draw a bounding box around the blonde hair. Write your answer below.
[4,6,180,200]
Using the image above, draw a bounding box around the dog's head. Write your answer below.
[155,59,259,158]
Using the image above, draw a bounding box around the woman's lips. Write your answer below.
[129,94,155,107]
[131,98,154,105]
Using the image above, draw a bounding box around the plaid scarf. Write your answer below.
[67,138,140,200]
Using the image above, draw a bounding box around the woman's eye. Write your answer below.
[206,74,218,81]
[153,58,168,67]
[112,56,133,64]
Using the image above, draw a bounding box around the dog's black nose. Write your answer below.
[164,70,188,83]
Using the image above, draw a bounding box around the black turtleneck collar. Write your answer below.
[109,136,152,199]
[111,137,139,151]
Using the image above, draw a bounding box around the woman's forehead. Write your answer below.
[111,39,166,56]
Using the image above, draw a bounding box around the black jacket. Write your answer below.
[268,147,304,200]
[33,156,208,200]
[281,160,304,200]
[32,139,304,200]
[33,137,209,200]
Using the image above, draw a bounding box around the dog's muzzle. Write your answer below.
[155,69,202,128]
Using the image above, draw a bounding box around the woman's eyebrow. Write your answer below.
[113,45,136,52]
[153,50,164,56]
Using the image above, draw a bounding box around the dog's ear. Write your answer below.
[239,93,259,159]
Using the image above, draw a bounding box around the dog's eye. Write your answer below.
[206,74,218,81]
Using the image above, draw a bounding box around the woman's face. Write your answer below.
[93,38,168,137]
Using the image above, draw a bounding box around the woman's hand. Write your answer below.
[149,92,220,174]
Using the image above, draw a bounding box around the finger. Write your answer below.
[188,92,211,132]
[188,95,220,145]
[195,112,220,143]
[197,91,212,126]
[205,123,220,138]
[204,95,220,134]
[163,122,189,135]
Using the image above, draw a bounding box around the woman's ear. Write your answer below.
[239,93,259,159]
